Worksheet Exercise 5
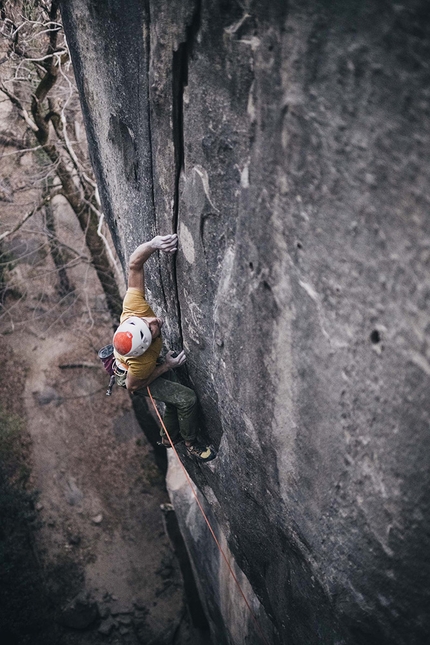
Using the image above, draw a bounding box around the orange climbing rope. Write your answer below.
[147,386,271,645]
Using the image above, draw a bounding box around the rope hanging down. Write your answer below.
[147,386,271,645]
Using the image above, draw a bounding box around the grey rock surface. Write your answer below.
[98,616,116,636]
[61,1,430,643]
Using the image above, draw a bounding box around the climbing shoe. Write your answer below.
[157,435,183,448]
[186,441,216,463]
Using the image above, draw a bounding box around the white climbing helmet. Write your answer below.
[113,316,152,357]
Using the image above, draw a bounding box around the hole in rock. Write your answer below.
[249,262,254,270]
[370,329,381,344]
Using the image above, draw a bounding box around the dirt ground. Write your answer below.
[0,179,192,643]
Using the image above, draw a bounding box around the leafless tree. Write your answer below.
[0,0,122,321]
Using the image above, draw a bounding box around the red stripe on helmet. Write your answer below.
[113,330,133,355]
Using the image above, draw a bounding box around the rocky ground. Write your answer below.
[0,183,194,643]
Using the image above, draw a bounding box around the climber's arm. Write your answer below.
[128,234,178,291]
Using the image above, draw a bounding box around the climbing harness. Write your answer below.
[112,361,128,389]
[147,385,271,645]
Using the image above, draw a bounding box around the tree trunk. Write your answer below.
[43,182,74,298]
[40,141,122,322]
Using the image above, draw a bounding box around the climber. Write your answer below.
[112,234,216,463]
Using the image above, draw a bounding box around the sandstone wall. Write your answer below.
[61,1,430,643]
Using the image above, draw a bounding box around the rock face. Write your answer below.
[61,1,430,643]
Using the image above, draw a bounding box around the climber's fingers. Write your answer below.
[152,234,178,253]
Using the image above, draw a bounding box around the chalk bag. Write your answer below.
[98,344,115,375]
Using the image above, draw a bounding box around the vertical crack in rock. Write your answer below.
[145,1,169,311]
[171,0,202,342]
[144,0,156,237]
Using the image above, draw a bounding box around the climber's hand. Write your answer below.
[151,234,178,254]
[165,350,186,369]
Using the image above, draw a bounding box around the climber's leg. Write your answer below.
[143,375,216,462]
[145,376,199,443]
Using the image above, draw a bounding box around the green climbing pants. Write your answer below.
[144,372,198,443]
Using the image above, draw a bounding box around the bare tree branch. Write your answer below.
[0,83,38,132]
[0,132,28,149]
[0,202,45,242]
[0,0,122,321]
[0,185,64,242]
[1,144,43,157]
[95,211,123,281]
[21,228,90,263]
